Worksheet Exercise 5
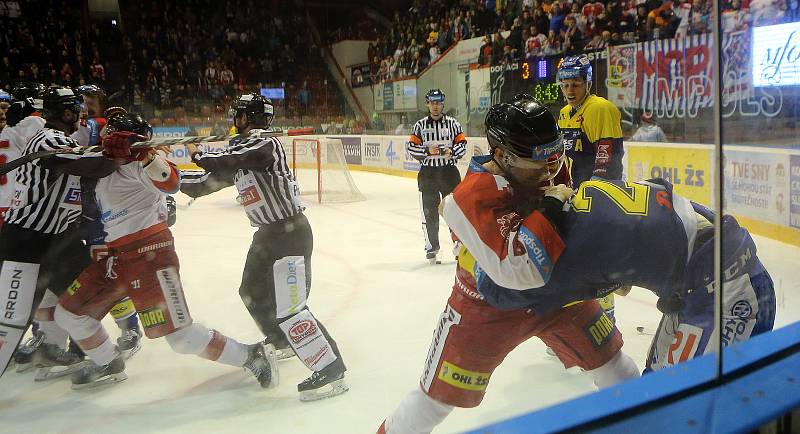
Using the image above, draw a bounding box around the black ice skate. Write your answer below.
[71,355,127,390]
[298,359,348,402]
[13,331,44,373]
[117,327,143,360]
[34,343,87,382]
[426,250,441,265]
[244,342,279,388]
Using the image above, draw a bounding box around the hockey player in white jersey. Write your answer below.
[53,112,278,389]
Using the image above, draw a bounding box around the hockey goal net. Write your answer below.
[290,137,366,203]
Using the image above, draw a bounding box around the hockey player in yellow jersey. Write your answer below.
[557,54,626,322]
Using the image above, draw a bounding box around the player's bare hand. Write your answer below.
[543,184,574,203]
[443,148,453,157]
[427,145,440,155]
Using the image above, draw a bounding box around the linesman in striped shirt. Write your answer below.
[181,92,347,401]
[407,89,467,264]
[0,86,120,377]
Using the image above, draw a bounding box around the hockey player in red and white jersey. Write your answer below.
[53,112,279,389]
[378,95,639,434]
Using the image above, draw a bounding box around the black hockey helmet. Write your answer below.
[105,112,153,139]
[10,81,47,102]
[485,94,562,161]
[230,92,274,128]
[42,86,83,120]
[425,88,445,103]
[76,84,106,97]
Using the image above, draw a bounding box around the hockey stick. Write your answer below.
[0,129,284,176]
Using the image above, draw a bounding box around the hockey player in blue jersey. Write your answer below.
[464,178,776,373]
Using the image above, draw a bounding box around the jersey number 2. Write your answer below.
[571,180,650,216]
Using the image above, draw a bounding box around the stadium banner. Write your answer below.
[350,62,373,88]
[606,31,757,119]
[374,79,418,111]
[626,143,713,206]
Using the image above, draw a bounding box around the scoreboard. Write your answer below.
[489,50,608,109]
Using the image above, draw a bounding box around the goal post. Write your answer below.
[290,137,366,203]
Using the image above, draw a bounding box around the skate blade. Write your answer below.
[71,372,128,390]
[16,362,34,373]
[428,258,442,265]
[276,349,296,361]
[34,361,89,382]
[299,378,349,402]
[263,344,280,389]
[120,343,142,360]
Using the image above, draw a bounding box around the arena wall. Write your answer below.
[167,134,800,247]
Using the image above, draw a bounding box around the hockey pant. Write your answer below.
[239,214,345,372]
[417,165,461,253]
[0,224,89,377]
[57,229,248,367]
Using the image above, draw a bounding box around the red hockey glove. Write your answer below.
[102,131,149,162]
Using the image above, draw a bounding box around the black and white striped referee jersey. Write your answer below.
[406,115,467,167]
[184,131,304,226]
[4,128,106,234]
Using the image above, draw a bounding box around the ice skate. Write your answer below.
[13,331,44,373]
[298,359,348,402]
[71,355,127,390]
[244,343,279,388]
[34,343,87,382]
[117,327,143,360]
[426,250,441,265]
[274,345,296,361]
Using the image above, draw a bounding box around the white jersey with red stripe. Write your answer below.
[0,116,46,211]
[441,156,565,291]
[95,155,180,245]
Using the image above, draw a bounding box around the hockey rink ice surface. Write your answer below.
[1,170,798,434]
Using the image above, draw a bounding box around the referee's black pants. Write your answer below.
[417,165,461,254]
[0,223,90,376]
[237,213,344,367]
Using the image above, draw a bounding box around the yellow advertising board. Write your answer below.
[627,144,713,206]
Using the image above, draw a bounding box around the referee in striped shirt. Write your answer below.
[407,89,467,264]
[181,92,347,397]
[0,86,119,377]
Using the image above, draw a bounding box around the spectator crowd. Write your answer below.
[0,0,345,123]
[360,0,798,84]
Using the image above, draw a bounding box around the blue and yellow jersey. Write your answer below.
[475,179,699,314]
[558,95,624,185]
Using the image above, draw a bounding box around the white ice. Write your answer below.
[1,170,798,434]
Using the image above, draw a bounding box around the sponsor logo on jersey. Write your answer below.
[721,300,753,345]
[139,308,167,328]
[157,267,189,327]
[66,280,81,296]
[100,208,129,223]
[421,305,461,391]
[239,185,261,207]
[517,227,552,277]
[437,361,490,392]
[63,187,81,205]
[288,319,318,344]
[302,344,330,367]
[585,312,615,347]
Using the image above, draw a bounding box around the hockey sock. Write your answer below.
[110,298,140,331]
[36,290,68,348]
[384,387,454,434]
[164,323,248,367]
[588,350,640,389]
[54,304,117,366]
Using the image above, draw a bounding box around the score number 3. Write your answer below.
[571,180,651,216]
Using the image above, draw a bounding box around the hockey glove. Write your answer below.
[656,291,685,315]
[102,131,149,162]
[543,184,574,204]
